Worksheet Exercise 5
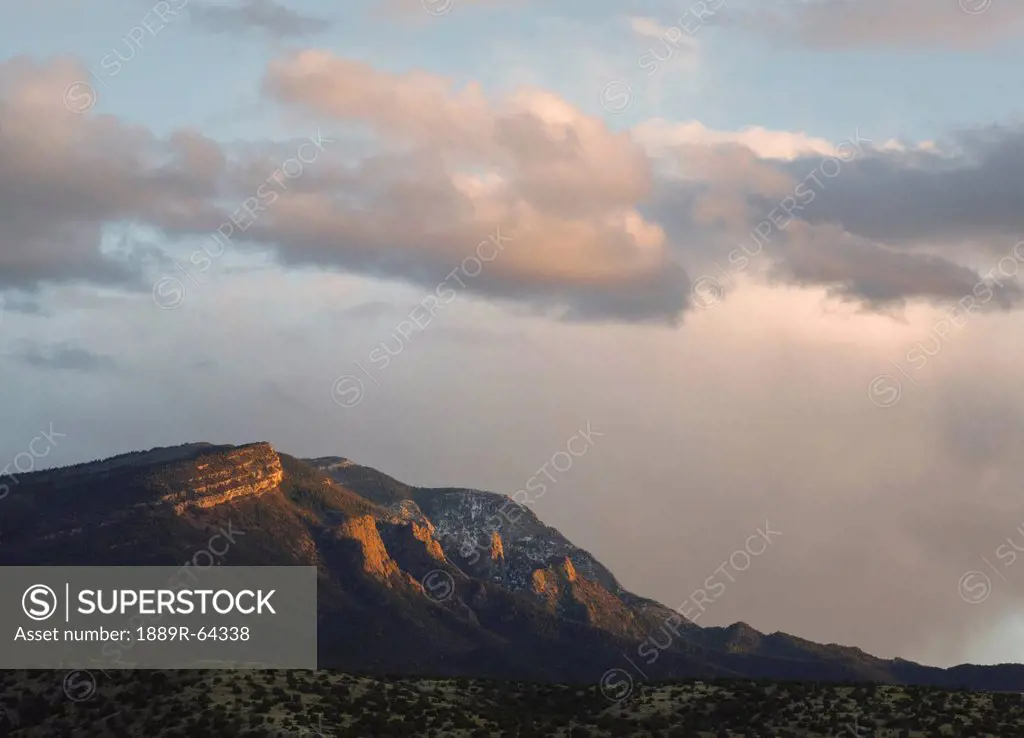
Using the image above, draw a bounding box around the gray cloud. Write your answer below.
[0,293,44,317]
[336,300,396,318]
[740,0,1024,49]
[778,127,1024,245]
[8,340,118,372]
[772,223,1024,310]
[189,0,330,38]
[381,0,506,19]
[644,127,1024,313]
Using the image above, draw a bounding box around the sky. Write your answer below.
[3,0,1024,669]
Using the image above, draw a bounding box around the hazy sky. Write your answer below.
[3,0,1024,669]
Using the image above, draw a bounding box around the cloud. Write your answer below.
[641,120,1024,312]
[769,221,1023,310]
[189,0,330,38]
[8,340,118,372]
[257,48,1024,319]
[633,119,839,161]
[336,301,398,321]
[777,126,1024,245]
[627,14,702,76]
[742,0,1024,49]
[259,50,690,323]
[6,52,1024,324]
[0,56,690,324]
[381,0,504,19]
[0,57,227,291]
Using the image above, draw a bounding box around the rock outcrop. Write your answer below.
[164,443,283,514]
[336,515,403,581]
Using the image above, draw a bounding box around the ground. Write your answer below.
[0,669,1020,736]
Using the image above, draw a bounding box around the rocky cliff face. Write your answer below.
[1,442,290,554]
[336,515,403,581]
[162,443,284,514]
[306,463,681,640]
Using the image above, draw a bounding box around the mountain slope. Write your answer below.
[309,457,697,644]
[3,442,1022,692]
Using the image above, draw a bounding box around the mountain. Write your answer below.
[3,441,1022,692]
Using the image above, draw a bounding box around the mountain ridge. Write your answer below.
[4,440,1022,692]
